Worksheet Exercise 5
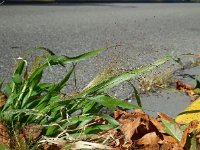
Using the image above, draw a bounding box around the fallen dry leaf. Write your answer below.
[133,132,161,150]
[121,118,141,148]
[157,112,174,123]
[159,134,177,144]
[176,80,198,100]
[176,80,194,91]
[114,110,166,149]
[150,117,165,133]
[112,110,198,149]
[136,132,160,145]
[159,134,180,150]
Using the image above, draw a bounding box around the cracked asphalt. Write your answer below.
[0,3,200,116]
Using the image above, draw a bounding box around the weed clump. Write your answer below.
[138,68,174,92]
[0,47,172,149]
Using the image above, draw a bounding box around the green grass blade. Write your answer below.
[128,81,142,108]
[27,47,56,56]
[83,101,96,114]
[54,65,75,92]
[36,83,56,108]
[3,93,20,111]
[47,47,107,65]
[21,71,43,108]
[77,117,94,128]
[45,115,96,136]
[101,114,119,127]
[27,64,47,84]
[81,56,172,95]
[11,60,25,93]
[161,118,183,142]
[14,60,26,75]
[4,84,12,96]
[84,124,113,134]
[12,74,22,84]
[87,94,141,111]
[26,47,107,84]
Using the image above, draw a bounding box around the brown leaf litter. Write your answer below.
[111,109,199,150]
[176,80,199,101]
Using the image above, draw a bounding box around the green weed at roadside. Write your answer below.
[0,47,172,149]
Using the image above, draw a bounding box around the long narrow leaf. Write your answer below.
[21,71,43,108]
[161,118,183,142]
[84,124,113,134]
[100,114,119,127]
[47,47,108,65]
[26,47,56,57]
[80,55,172,96]
[54,65,75,92]
[87,94,141,111]
[128,81,142,108]
[14,60,25,75]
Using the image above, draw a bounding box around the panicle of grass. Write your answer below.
[138,68,174,92]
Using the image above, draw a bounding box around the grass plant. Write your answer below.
[0,47,172,149]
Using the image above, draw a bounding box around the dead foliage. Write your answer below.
[176,80,199,101]
[111,109,199,150]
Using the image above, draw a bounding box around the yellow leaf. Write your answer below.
[175,97,200,130]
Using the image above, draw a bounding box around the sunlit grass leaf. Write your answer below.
[4,84,12,96]
[12,74,21,84]
[87,94,141,111]
[47,47,108,65]
[3,93,20,111]
[45,115,96,136]
[133,86,142,108]
[84,124,113,134]
[83,101,96,114]
[45,125,60,137]
[81,55,172,95]
[161,118,183,142]
[10,60,26,93]
[14,60,26,75]
[77,117,94,128]
[27,64,46,84]
[128,81,142,108]
[54,65,75,92]
[101,114,119,127]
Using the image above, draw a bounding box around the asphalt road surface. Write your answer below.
[0,3,200,116]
